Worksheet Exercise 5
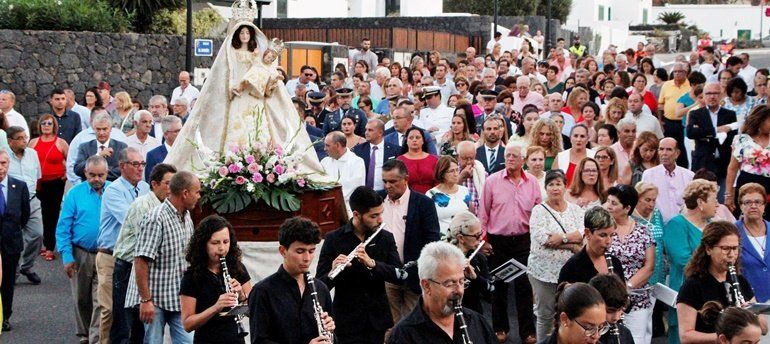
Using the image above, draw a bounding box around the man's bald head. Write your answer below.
[456,141,477,169]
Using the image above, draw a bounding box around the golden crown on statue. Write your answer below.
[268,38,285,55]
[231,0,259,21]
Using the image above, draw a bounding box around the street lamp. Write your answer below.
[545,0,552,55]
[186,0,193,72]
[254,0,272,28]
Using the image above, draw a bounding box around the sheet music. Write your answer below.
[490,258,528,283]
[652,283,678,307]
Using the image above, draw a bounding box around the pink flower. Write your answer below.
[245,155,256,164]
[266,173,276,184]
[247,163,261,174]
[234,176,247,185]
[251,173,263,183]
[274,164,284,175]
[229,145,240,154]
[275,144,284,156]
[218,166,229,177]
[228,163,241,174]
[297,178,306,187]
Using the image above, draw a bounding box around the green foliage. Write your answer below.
[444,0,540,16]
[657,11,686,25]
[148,8,224,37]
[108,0,184,33]
[537,0,572,23]
[0,0,132,32]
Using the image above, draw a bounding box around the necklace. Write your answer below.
[745,222,767,256]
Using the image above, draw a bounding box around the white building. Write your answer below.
[565,0,652,54]
[255,0,442,18]
[650,4,770,41]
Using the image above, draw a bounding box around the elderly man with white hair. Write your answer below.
[479,140,541,343]
[170,71,200,106]
[480,67,498,92]
[171,96,190,124]
[387,241,496,342]
[512,76,544,114]
[369,67,391,102]
[147,95,169,140]
[612,117,637,183]
[456,141,487,215]
[0,90,30,137]
[615,54,636,73]
[74,112,128,182]
[66,107,127,186]
[125,110,160,158]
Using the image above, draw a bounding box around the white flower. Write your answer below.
[56,0,62,5]
[246,183,255,193]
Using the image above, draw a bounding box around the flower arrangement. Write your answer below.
[198,105,334,213]
[739,146,770,177]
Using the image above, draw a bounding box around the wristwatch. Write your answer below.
[561,234,568,244]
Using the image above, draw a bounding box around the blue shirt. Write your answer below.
[54,109,83,144]
[97,177,150,250]
[56,181,111,264]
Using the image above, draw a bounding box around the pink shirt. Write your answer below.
[383,187,411,261]
[611,142,631,180]
[479,169,542,236]
[512,91,545,114]
[641,165,694,223]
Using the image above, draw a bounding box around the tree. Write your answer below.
[657,11,686,25]
[444,0,540,17]
[536,0,572,23]
[109,0,184,32]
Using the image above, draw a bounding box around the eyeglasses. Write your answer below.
[40,121,54,126]
[595,155,610,160]
[457,83,467,87]
[125,161,147,168]
[460,232,483,240]
[741,200,766,207]
[573,319,610,337]
[715,245,740,253]
[428,278,471,290]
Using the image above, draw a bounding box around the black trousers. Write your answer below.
[337,327,386,344]
[1,250,21,320]
[37,179,65,250]
[488,233,534,340]
[663,118,689,168]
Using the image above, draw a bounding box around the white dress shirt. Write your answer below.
[285,78,319,97]
[371,141,385,191]
[170,85,200,105]
[321,149,365,214]
[66,128,127,185]
[624,111,664,139]
[5,108,30,137]
[71,103,91,130]
[126,134,160,158]
[420,103,454,139]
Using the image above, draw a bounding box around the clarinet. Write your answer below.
[306,273,334,341]
[452,298,473,344]
[328,224,384,280]
[219,257,248,338]
[605,251,614,275]
[609,323,621,344]
[727,264,746,307]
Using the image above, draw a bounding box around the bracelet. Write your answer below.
[140,297,153,303]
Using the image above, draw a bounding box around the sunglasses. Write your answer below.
[40,121,54,126]
[304,73,314,77]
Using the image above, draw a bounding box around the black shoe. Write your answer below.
[20,270,41,285]
[2,319,11,331]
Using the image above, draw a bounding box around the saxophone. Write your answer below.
[219,257,248,338]
[452,298,473,344]
[306,273,334,341]
[727,264,746,307]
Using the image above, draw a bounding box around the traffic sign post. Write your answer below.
[195,39,214,57]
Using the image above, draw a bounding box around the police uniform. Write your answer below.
[323,88,368,136]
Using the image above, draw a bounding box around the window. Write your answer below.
[608,7,612,20]
[598,5,605,21]
[277,0,287,18]
[643,9,648,24]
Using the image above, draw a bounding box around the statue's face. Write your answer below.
[239,27,251,44]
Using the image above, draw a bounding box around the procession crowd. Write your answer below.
[0,28,769,344]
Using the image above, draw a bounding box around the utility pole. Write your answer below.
[185,0,193,72]
[494,0,499,41]
[545,0,552,55]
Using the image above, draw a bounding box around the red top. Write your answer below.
[561,106,584,123]
[34,137,66,181]
[565,162,577,187]
[397,154,438,194]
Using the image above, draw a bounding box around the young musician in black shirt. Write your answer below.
[588,274,634,344]
[316,186,402,343]
[387,242,496,344]
[248,217,336,344]
[179,215,252,343]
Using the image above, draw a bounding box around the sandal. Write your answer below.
[45,251,55,261]
[495,331,508,343]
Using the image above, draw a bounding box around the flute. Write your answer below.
[467,240,485,262]
[328,224,384,280]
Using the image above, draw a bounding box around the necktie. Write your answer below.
[366,146,378,188]
[488,148,496,164]
[0,184,5,215]
[134,187,139,198]
[99,145,106,152]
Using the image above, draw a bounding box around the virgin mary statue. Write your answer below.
[165,8,325,178]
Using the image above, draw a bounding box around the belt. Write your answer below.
[98,248,113,255]
[73,244,98,254]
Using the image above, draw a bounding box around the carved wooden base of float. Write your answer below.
[192,187,348,241]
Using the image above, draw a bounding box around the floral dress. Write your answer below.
[527,202,586,284]
[426,185,471,238]
[723,96,756,128]
[632,209,666,285]
[607,221,655,311]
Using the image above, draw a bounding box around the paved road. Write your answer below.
[2,254,80,343]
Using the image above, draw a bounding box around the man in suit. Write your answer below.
[476,116,507,175]
[383,107,438,155]
[145,115,182,181]
[353,119,398,192]
[323,88,368,137]
[66,107,128,186]
[293,96,327,160]
[377,159,440,325]
[74,112,127,182]
[686,82,737,201]
[147,95,169,140]
[316,186,402,344]
[0,149,31,331]
[475,89,513,135]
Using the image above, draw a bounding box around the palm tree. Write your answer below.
[657,11,686,25]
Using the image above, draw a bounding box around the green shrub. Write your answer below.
[148,8,224,37]
[0,0,132,32]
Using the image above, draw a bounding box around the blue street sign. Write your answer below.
[195,39,214,57]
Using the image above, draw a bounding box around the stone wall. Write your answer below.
[0,29,221,125]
